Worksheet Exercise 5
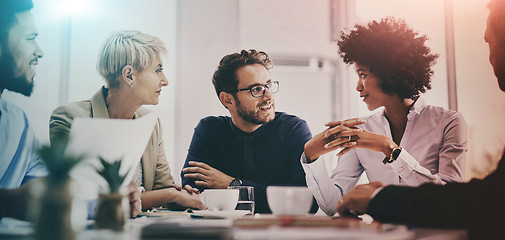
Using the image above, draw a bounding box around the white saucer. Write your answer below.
[191,210,250,219]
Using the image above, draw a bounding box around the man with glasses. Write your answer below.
[181,49,314,213]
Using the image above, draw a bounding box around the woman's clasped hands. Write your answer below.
[304,118,365,162]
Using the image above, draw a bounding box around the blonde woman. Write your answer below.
[50,30,204,211]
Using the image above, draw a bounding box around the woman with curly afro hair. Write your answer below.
[301,17,468,216]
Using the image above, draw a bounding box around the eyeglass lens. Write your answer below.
[251,82,279,97]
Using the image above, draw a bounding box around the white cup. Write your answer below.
[267,186,313,215]
[202,189,239,211]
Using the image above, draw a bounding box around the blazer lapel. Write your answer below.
[136,110,155,191]
[90,87,109,118]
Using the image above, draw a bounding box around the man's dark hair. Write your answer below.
[212,49,272,98]
[0,0,34,96]
[0,0,33,48]
[488,0,505,47]
[337,17,439,100]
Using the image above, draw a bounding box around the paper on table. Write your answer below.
[66,111,158,200]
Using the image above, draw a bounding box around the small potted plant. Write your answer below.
[35,142,82,240]
[94,157,128,231]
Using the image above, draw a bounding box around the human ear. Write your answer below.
[121,65,134,86]
[219,92,234,108]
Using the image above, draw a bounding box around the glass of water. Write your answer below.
[228,186,254,214]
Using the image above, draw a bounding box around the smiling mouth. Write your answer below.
[29,60,38,69]
[360,95,368,101]
[259,104,272,111]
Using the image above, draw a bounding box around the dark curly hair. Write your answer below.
[337,17,439,100]
[212,49,272,98]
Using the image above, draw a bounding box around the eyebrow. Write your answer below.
[245,79,272,89]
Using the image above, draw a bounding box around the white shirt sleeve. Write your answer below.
[388,111,467,186]
[301,152,340,216]
[301,150,363,216]
[389,149,445,185]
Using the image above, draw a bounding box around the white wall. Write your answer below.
[175,0,239,183]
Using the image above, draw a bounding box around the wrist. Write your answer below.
[304,142,320,163]
[229,178,242,187]
[370,186,385,200]
[381,139,398,157]
[304,150,319,163]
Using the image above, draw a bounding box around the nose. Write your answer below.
[34,41,44,58]
[262,86,273,100]
[356,78,363,92]
[160,73,168,87]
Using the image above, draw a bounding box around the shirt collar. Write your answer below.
[376,96,426,120]
[409,97,426,116]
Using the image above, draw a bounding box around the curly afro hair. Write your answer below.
[337,17,439,100]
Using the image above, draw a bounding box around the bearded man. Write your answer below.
[181,49,315,213]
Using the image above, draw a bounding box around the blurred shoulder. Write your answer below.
[51,99,92,119]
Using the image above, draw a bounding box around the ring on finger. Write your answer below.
[348,135,352,142]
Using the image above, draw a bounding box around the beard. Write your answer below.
[235,97,275,125]
[0,45,34,97]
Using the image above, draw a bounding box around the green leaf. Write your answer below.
[37,142,83,183]
[96,157,126,193]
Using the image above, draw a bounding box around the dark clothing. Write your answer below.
[181,112,312,213]
[368,149,505,240]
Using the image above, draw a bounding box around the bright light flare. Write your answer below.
[61,0,89,15]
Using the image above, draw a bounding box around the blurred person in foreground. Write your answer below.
[50,30,205,212]
[336,0,505,239]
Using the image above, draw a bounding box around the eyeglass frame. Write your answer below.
[226,81,279,98]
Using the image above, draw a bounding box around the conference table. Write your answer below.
[0,211,468,240]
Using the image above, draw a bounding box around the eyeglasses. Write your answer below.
[228,81,279,98]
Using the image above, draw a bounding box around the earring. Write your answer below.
[129,82,133,88]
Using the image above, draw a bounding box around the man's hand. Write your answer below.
[127,181,142,218]
[182,161,234,189]
[336,181,385,216]
[304,118,365,162]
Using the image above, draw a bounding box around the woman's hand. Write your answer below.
[328,129,397,157]
[175,190,206,210]
[304,118,365,162]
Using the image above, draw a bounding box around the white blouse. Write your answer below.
[301,97,467,216]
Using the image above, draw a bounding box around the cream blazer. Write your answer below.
[49,87,175,191]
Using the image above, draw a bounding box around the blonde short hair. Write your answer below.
[97,30,167,88]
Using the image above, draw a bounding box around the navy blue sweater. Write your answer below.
[181,112,312,213]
